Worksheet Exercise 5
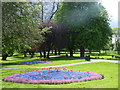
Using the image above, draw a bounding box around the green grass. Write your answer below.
[87,51,120,60]
[1,54,85,68]
[64,50,120,60]
[2,62,118,88]
[1,51,119,88]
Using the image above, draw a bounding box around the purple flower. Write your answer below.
[2,69,104,84]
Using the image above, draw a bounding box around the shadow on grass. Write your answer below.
[2,56,84,67]
[2,62,19,66]
[47,56,85,61]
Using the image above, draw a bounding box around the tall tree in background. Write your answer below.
[55,2,112,57]
[38,22,68,58]
[2,2,43,60]
[38,2,60,58]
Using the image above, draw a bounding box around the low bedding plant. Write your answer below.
[2,68,104,84]
[17,60,51,65]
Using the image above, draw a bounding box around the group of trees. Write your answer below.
[2,2,60,60]
[2,2,113,60]
[54,2,112,57]
[2,2,44,60]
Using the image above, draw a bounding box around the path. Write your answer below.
[1,59,119,70]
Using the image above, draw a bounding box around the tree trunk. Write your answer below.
[24,52,27,57]
[31,51,34,58]
[89,50,91,54]
[2,53,8,60]
[29,52,31,55]
[51,50,54,54]
[98,51,100,56]
[80,47,85,57]
[9,53,13,56]
[65,51,68,57]
[54,49,57,55]
[69,49,73,57]
[40,52,43,57]
[43,51,46,58]
[58,49,61,55]
[47,50,50,59]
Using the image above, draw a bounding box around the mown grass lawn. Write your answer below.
[1,51,119,88]
[2,62,118,88]
[69,50,120,60]
[1,53,85,68]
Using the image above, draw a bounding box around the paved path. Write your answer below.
[1,59,120,70]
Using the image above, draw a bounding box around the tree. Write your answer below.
[38,22,68,58]
[55,2,112,57]
[42,2,59,22]
[38,2,59,58]
[2,2,43,60]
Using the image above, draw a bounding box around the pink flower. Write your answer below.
[48,76,52,78]
[48,70,51,73]
[86,71,90,73]
[64,76,68,79]
[21,74,24,76]
[41,68,46,70]
[28,74,31,76]
[42,75,44,77]
[55,68,60,71]
[69,69,73,71]
[63,68,67,70]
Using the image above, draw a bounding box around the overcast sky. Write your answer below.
[101,0,119,28]
[21,0,119,28]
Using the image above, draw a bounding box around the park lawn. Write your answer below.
[72,51,120,60]
[2,62,118,88]
[1,55,85,68]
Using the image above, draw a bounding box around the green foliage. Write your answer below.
[2,2,43,56]
[55,2,112,51]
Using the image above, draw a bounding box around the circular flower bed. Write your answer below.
[2,68,104,84]
[17,60,51,65]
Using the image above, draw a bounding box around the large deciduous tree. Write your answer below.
[2,2,43,60]
[55,2,112,57]
[38,22,68,58]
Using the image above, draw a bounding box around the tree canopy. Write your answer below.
[2,2,43,60]
[2,2,113,60]
[55,2,112,57]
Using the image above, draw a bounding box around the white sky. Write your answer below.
[20,0,119,28]
[101,0,119,28]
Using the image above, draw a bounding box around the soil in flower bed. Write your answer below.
[2,69,104,84]
[17,60,51,65]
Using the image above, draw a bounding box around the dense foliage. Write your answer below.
[2,2,113,60]
[2,2,43,60]
[55,2,112,57]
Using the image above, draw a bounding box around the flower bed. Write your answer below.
[2,68,104,84]
[17,60,51,65]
